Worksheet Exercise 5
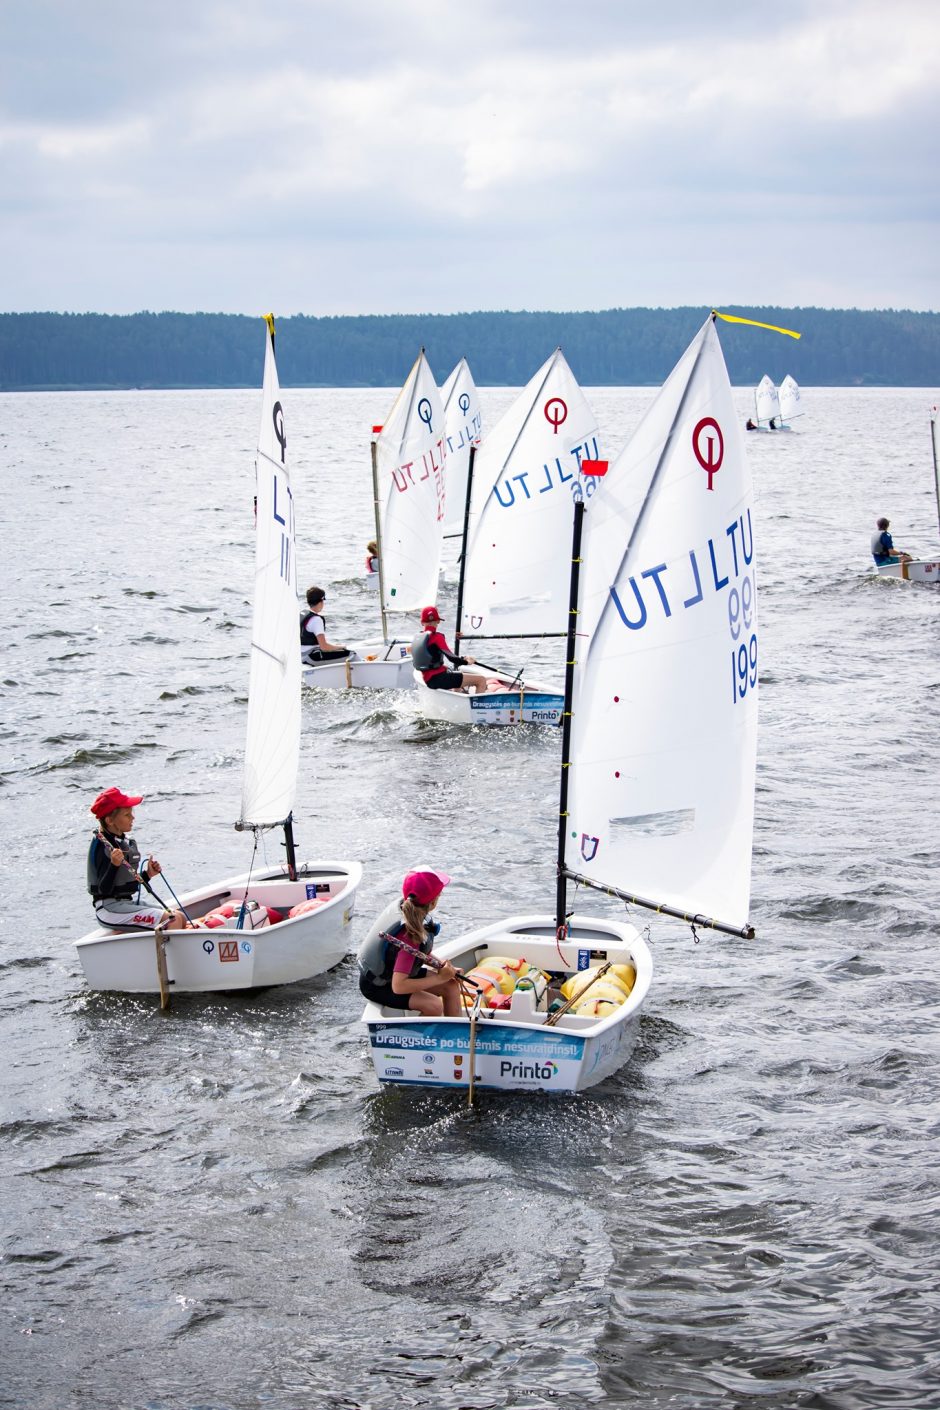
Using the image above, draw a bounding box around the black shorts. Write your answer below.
[425,670,464,690]
[359,971,414,1010]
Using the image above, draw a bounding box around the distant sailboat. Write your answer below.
[441,358,482,540]
[778,374,803,426]
[873,405,940,584]
[752,374,781,431]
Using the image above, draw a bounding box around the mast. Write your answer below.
[453,445,476,647]
[931,407,940,538]
[370,436,389,644]
[555,497,586,935]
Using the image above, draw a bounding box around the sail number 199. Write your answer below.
[729,575,757,703]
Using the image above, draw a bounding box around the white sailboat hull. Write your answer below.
[875,558,940,583]
[76,861,362,993]
[362,913,652,1094]
[412,675,564,727]
[302,645,415,690]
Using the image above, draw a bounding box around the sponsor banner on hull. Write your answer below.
[370,1020,585,1091]
[466,693,564,726]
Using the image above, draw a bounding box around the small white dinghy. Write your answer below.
[363,313,759,1093]
[751,373,781,431]
[413,348,603,728]
[76,318,362,997]
[874,406,940,584]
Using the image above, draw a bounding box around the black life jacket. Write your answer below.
[359,919,436,982]
[300,610,325,647]
[87,829,143,902]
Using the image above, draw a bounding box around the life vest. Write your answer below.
[410,630,441,672]
[871,530,893,563]
[365,554,379,573]
[300,610,325,647]
[88,829,143,902]
[357,915,437,982]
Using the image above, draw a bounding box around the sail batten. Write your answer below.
[564,317,758,931]
[239,322,301,829]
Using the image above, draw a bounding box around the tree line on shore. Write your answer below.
[0,306,938,390]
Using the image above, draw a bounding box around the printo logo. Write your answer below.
[500,1059,559,1081]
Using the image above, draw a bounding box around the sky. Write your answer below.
[1,0,938,316]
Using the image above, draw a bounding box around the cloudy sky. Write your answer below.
[1,0,937,315]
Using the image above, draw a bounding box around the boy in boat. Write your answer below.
[300,586,352,664]
[411,606,494,693]
[357,870,463,1015]
[871,517,912,567]
[87,788,187,931]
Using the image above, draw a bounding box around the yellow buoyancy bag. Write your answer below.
[560,966,633,1003]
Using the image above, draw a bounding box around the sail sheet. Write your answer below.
[441,358,482,537]
[755,374,780,424]
[459,349,601,638]
[240,321,301,827]
[373,351,446,613]
[778,374,802,421]
[565,317,758,930]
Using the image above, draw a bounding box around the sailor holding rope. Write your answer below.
[86,787,187,931]
[357,869,464,1015]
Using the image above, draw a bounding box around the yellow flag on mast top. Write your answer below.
[712,310,801,339]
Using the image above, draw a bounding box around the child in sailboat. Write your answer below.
[411,606,494,693]
[871,517,912,567]
[357,870,463,1015]
[365,541,379,574]
[300,586,352,664]
[87,788,188,930]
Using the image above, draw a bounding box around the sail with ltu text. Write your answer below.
[240,319,301,827]
[778,374,802,422]
[754,374,780,426]
[459,349,601,639]
[565,316,758,931]
[441,358,482,538]
[373,350,446,613]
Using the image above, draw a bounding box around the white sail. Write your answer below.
[565,316,758,930]
[373,350,446,612]
[779,374,802,422]
[441,358,482,537]
[459,349,601,638]
[754,373,780,424]
[240,320,301,826]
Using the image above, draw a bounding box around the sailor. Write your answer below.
[365,541,379,574]
[357,870,463,1015]
[87,788,187,930]
[410,606,490,693]
[745,418,758,431]
[871,517,912,567]
[300,586,352,664]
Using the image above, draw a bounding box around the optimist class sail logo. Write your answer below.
[544,397,568,434]
[692,417,724,490]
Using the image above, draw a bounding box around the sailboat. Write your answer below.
[76,318,362,995]
[300,349,446,690]
[441,358,482,540]
[777,374,803,426]
[362,313,758,1092]
[874,404,940,584]
[751,373,781,430]
[412,348,600,728]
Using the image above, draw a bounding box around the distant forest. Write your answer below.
[1,307,938,390]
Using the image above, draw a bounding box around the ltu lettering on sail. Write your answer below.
[492,437,600,508]
[500,1059,559,1080]
[391,436,447,495]
[609,511,754,631]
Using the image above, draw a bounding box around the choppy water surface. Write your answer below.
[1,383,939,1410]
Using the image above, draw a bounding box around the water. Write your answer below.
[1,383,939,1410]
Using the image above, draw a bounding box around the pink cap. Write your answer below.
[402,869,451,905]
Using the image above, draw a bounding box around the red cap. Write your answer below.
[420,606,441,625]
[402,869,451,905]
[90,787,143,819]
